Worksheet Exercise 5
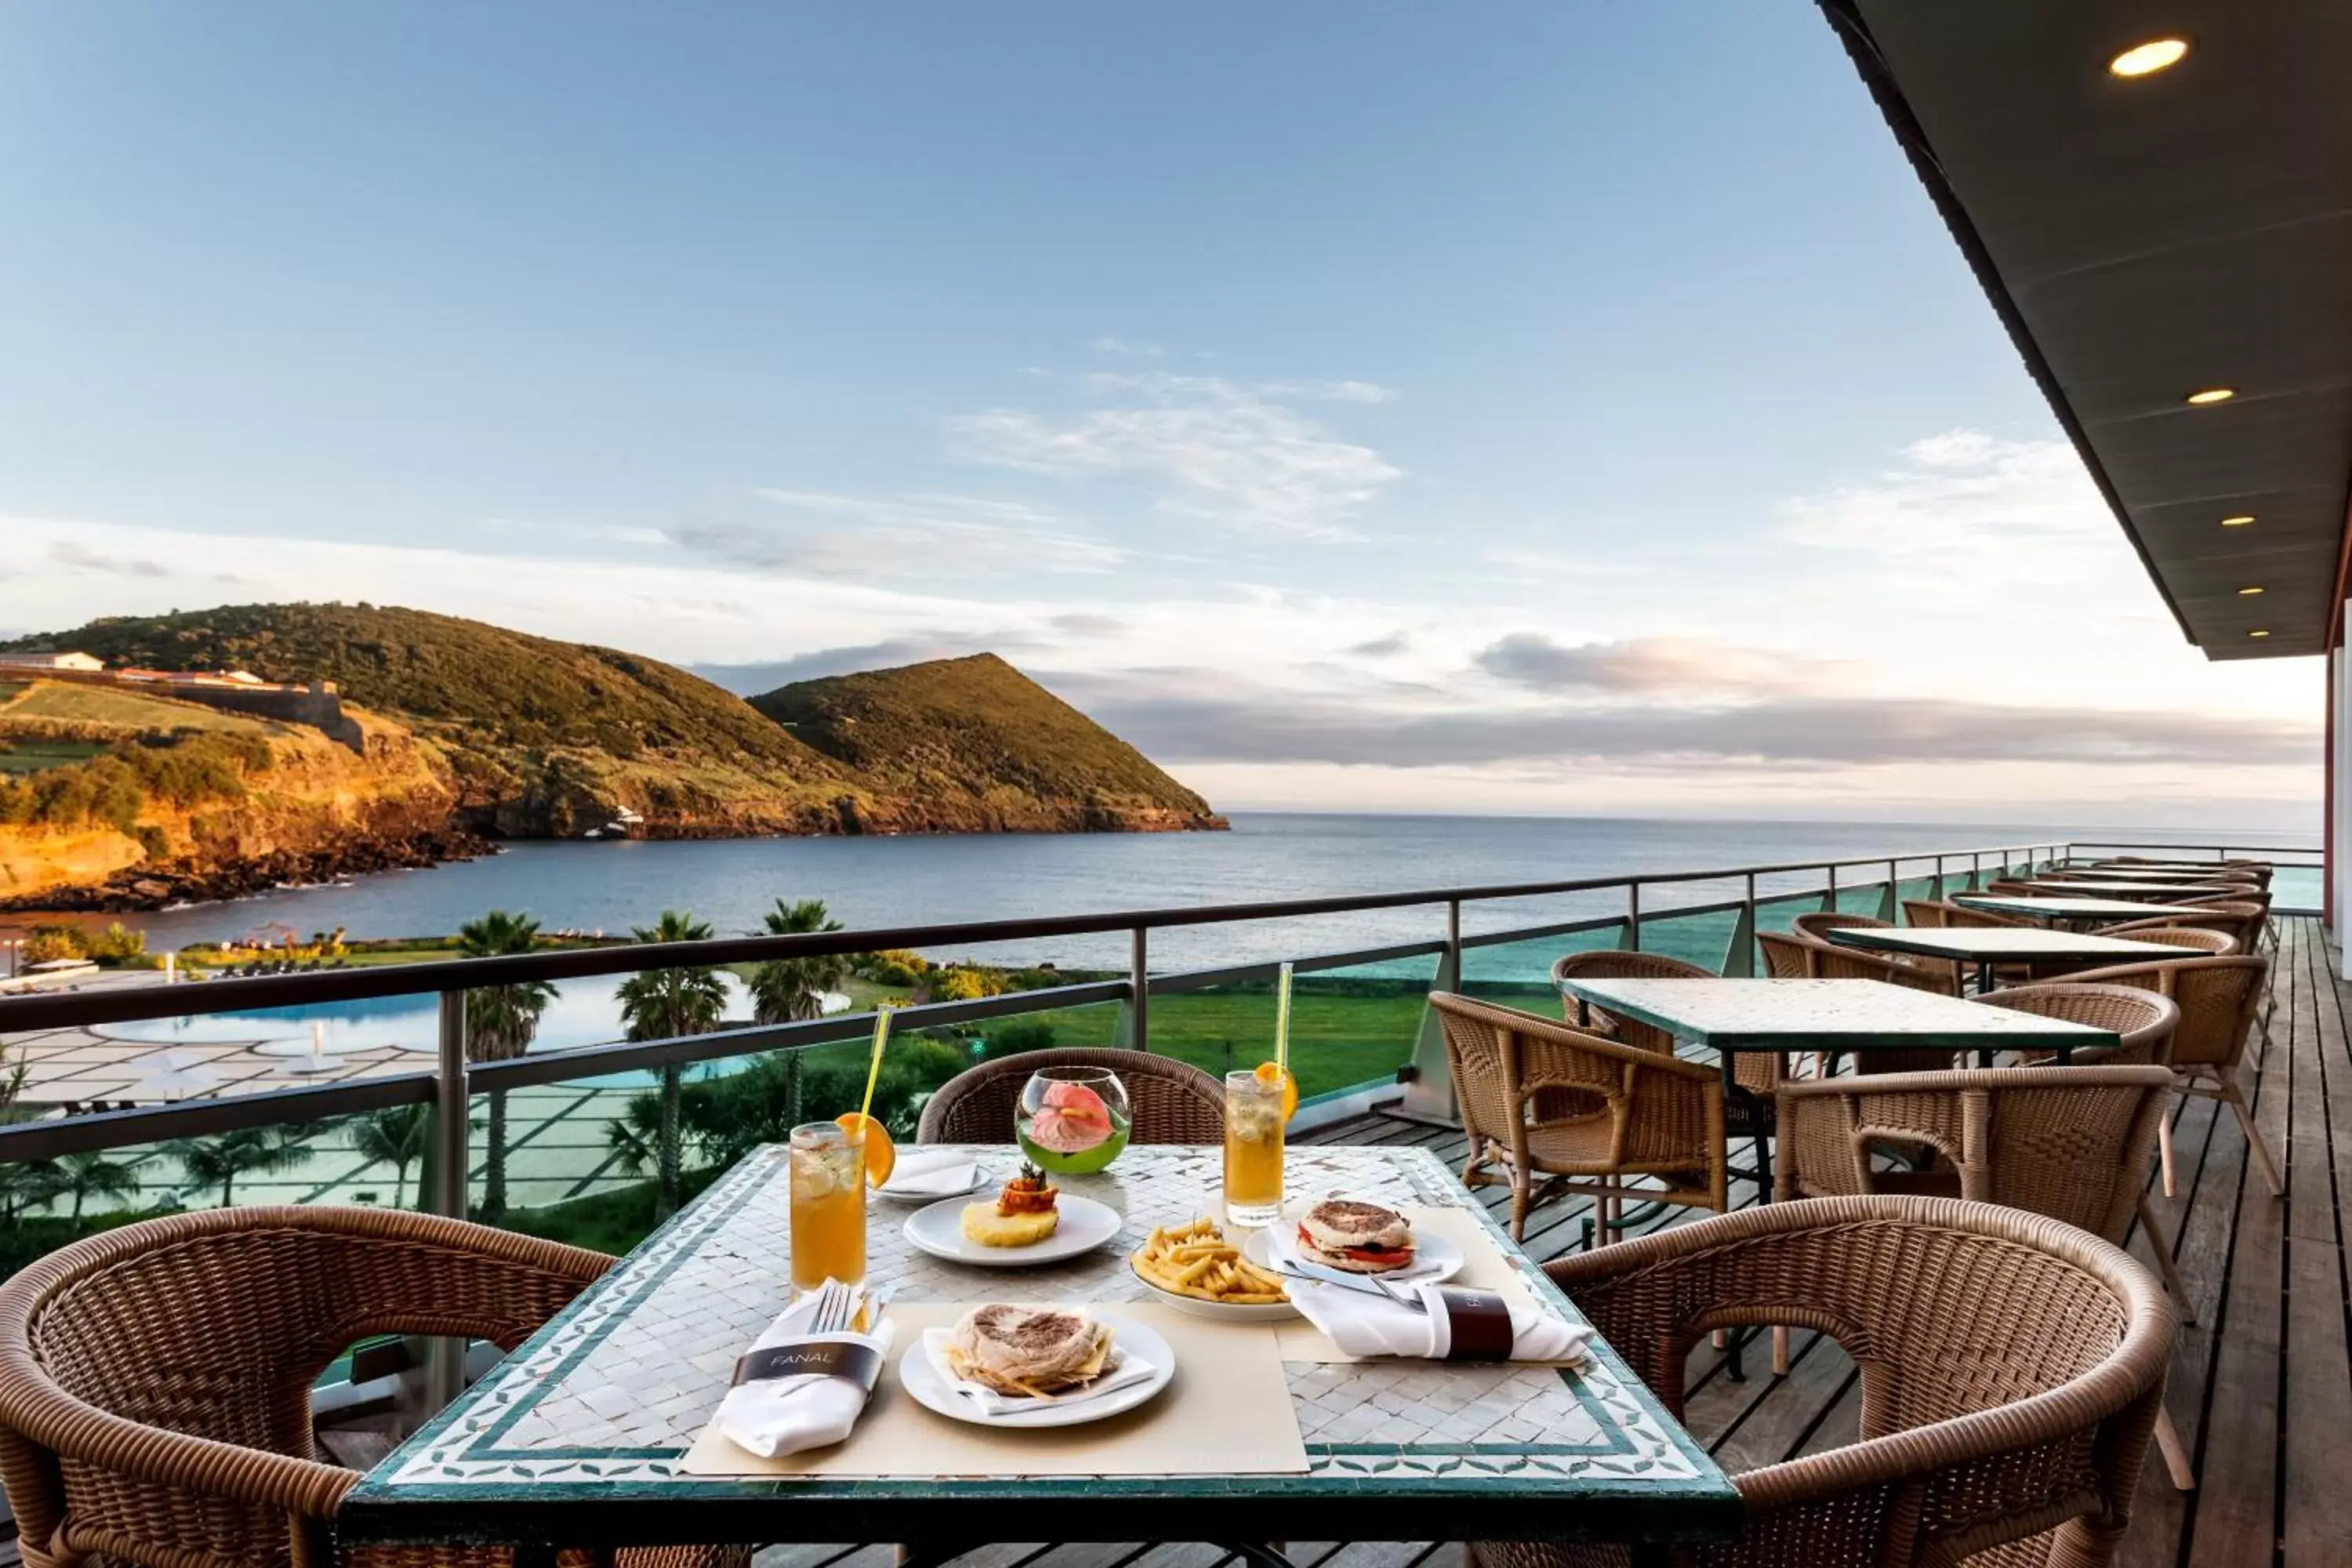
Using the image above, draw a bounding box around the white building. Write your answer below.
[0,650,103,672]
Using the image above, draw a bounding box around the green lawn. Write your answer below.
[5,682,277,734]
[0,739,111,775]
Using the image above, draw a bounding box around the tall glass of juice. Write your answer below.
[1223,1069,1286,1227]
[789,1121,866,1289]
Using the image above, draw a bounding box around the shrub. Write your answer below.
[83,924,147,964]
[23,927,86,964]
[133,822,170,860]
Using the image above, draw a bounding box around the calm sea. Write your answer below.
[19,813,2314,1060]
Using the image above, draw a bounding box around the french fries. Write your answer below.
[1130,1217,1289,1305]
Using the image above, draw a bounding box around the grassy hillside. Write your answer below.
[750,653,1224,831]
[9,605,861,837]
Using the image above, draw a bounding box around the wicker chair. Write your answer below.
[1430,993,1726,1241]
[916,1047,1223,1145]
[1476,1196,2175,1568]
[1969,982,2179,1065]
[2101,924,2236,956]
[2058,956,2277,1200]
[0,1206,746,1568]
[2162,900,2268,956]
[1790,911,1887,942]
[1770,1069,2195,1492]
[1552,949,1712,1054]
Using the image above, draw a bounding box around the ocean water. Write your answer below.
[30,811,2314,971]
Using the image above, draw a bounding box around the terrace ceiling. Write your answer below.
[1820,0,2352,659]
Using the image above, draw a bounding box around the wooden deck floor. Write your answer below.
[753,916,2352,1568]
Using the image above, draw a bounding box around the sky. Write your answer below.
[0,4,2324,830]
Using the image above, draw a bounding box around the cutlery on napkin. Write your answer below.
[1287,1278,1590,1363]
[711,1279,895,1457]
[918,1326,1160,1418]
[1264,1219,1450,1288]
[879,1148,982,1198]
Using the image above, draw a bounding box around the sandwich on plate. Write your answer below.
[1295,1198,1417,1274]
[943,1304,1118,1399]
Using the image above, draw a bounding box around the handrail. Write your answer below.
[0,837,2306,1195]
[0,840,2069,1030]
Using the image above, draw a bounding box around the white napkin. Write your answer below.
[1265,1221,1450,1287]
[710,1288,897,1457]
[1287,1279,1591,1363]
[880,1148,982,1198]
[919,1325,1160,1418]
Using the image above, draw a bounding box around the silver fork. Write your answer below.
[805,1279,852,1334]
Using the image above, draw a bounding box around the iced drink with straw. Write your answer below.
[789,1120,866,1288]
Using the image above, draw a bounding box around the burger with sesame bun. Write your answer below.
[1295,1199,1417,1274]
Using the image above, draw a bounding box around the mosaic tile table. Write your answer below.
[340,1144,1740,1562]
[1953,894,2223,928]
[1822,924,2198,996]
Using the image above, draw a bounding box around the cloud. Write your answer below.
[1050,612,1126,636]
[1090,337,1163,358]
[1070,682,2319,771]
[947,372,1402,539]
[1348,631,1412,658]
[1475,634,1860,697]
[670,491,1127,578]
[48,542,166,579]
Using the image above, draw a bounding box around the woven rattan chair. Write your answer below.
[1791,911,1887,942]
[916,1046,1223,1145]
[2058,955,2276,1200]
[2101,924,2235,955]
[0,1206,746,1568]
[1552,949,1713,1053]
[1770,1069,2195,1491]
[1431,993,1726,1241]
[1475,1196,2174,1568]
[2163,900,2268,956]
[1969,982,2179,1065]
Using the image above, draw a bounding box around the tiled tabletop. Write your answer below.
[341,1143,1740,1552]
[1555,976,2118,1051]
[1823,926,2196,964]
[1955,895,2224,921]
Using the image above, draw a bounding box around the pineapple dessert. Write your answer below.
[960,1162,1062,1247]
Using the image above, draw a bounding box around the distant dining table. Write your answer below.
[2071,865,2245,881]
[1954,893,2223,930]
[2018,879,2238,902]
[338,1142,1742,1568]
[1823,924,2196,996]
[1552,975,2118,1171]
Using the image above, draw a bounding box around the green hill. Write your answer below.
[3,606,1222,844]
[750,653,1225,833]
[9,604,860,837]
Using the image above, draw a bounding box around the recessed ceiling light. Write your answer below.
[2185,387,2236,405]
[2109,38,2190,78]
[2238,586,2266,596]
[2220,514,2256,527]
[2249,630,2271,639]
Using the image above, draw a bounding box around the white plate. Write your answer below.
[898,1312,1174,1428]
[1126,1253,1301,1323]
[874,1167,990,1205]
[1243,1217,1465,1289]
[902,1192,1125,1266]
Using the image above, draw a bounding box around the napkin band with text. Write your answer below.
[1438,1287,1514,1362]
[732,1341,884,1392]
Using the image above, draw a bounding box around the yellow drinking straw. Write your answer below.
[1273,962,1294,1076]
[856,1005,892,1127]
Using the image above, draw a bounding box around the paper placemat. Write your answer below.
[1272,1205,1575,1363]
[679,1301,1307,1478]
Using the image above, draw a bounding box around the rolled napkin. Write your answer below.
[1289,1279,1591,1363]
[710,1284,896,1457]
[879,1147,982,1199]
[920,1324,1160,1419]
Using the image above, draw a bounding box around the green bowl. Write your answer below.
[1016,1116,1131,1174]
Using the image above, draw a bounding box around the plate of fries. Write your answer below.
[1128,1217,1300,1320]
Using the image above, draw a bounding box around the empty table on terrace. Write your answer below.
[2075,865,2244,880]
[2021,880,2234,901]
[1956,894,2224,930]
[339,1142,1740,1568]
[1552,977,2118,1185]
[1823,924,2197,996]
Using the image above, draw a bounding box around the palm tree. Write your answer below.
[350,1103,431,1209]
[614,911,728,1217]
[746,898,847,1128]
[458,909,557,1223]
[165,1125,318,1208]
[41,1150,140,1220]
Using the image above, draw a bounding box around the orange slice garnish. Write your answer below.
[1254,1061,1300,1122]
[834,1112,896,1189]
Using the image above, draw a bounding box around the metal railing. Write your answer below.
[0,837,2313,1201]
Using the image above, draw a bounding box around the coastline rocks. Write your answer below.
[0,826,492,914]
